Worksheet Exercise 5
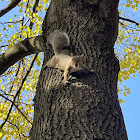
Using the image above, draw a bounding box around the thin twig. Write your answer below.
[0,89,14,97]
[0,44,9,48]
[29,0,40,29]
[21,0,30,26]
[7,120,19,130]
[7,121,30,138]
[9,61,21,93]
[0,94,32,124]
[0,20,22,24]
[119,16,139,26]
[19,0,30,39]
[0,53,38,129]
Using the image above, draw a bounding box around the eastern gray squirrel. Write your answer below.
[43,30,93,83]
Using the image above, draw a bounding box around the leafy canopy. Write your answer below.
[0,0,48,139]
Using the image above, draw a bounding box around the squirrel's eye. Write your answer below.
[75,63,78,67]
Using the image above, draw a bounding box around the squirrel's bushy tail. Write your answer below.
[48,30,70,55]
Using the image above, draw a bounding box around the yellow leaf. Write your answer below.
[0,132,3,137]
[0,104,3,110]
[119,99,125,104]
[28,100,31,104]
[124,48,128,52]
[2,27,6,31]
[126,4,131,7]
[131,5,135,9]
[134,8,138,11]
[1,85,4,90]
[124,92,127,97]
[28,110,34,113]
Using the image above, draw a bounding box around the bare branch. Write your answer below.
[0,53,38,129]
[0,0,21,17]
[0,35,44,75]
[119,16,139,26]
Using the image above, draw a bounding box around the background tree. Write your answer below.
[0,0,140,139]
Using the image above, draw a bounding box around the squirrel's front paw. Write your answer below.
[63,80,70,85]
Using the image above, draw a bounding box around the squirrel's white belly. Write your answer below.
[55,55,72,70]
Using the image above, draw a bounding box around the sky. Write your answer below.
[120,72,140,140]
[0,0,140,140]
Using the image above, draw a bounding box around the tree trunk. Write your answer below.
[30,0,128,139]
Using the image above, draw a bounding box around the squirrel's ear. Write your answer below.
[70,53,74,58]
[80,54,84,59]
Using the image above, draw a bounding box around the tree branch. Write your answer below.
[0,35,44,75]
[0,53,38,129]
[9,61,21,93]
[29,0,40,29]
[33,0,39,13]
[119,16,139,26]
[0,0,21,17]
[0,89,14,97]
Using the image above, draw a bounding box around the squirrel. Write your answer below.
[43,30,93,83]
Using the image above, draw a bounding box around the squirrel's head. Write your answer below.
[70,53,84,68]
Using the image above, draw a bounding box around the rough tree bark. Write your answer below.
[30,0,128,139]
